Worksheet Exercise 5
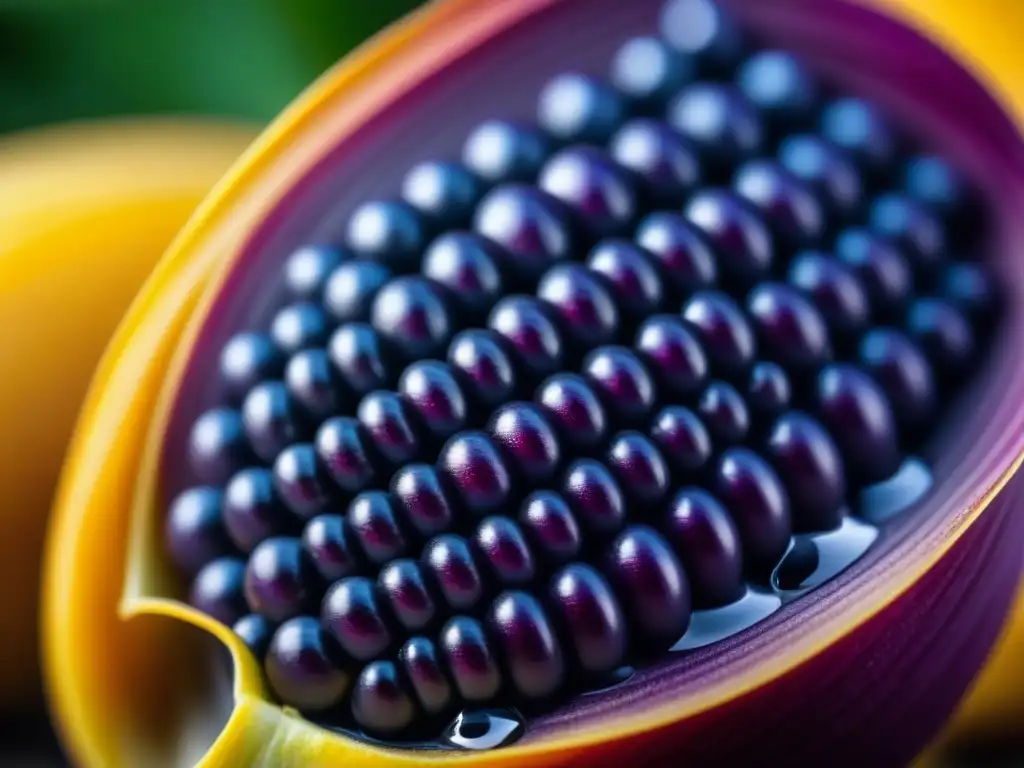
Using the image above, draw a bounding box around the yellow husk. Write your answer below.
[0,118,254,711]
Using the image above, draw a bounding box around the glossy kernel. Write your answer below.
[609,119,701,206]
[550,563,628,673]
[438,431,513,517]
[634,212,718,298]
[606,525,692,648]
[535,373,608,453]
[663,487,744,608]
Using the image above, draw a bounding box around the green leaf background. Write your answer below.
[0,0,424,133]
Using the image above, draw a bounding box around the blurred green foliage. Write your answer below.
[0,0,424,132]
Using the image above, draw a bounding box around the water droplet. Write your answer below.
[671,588,781,651]
[582,666,636,695]
[858,456,932,523]
[771,515,879,597]
[443,709,525,750]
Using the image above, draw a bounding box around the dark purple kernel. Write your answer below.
[610,36,693,111]
[746,282,832,373]
[746,361,792,425]
[398,637,452,714]
[189,556,248,626]
[732,160,825,247]
[357,390,422,467]
[586,239,664,319]
[663,488,744,608]
[536,263,620,348]
[285,349,341,421]
[941,262,998,322]
[650,405,713,474]
[535,373,607,453]
[667,84,763,178]
[302,514,360,582]
[834,228,913,318]
[487,591,565,699]
[681,290,757,377]
[233,614,274,660]
[488,296,564,380]
[633,212,718,297]
[659,0,746,75]
[165,486,232,575]
[777,133,862,218]
[243,537,315,622]
[608,119,700,206]
[273,443,331,518]
[474,185,574,282]
[518,491,582,564]
[536,73,626,145]
[437,431,512,516]
[378,559,438,632]
[582,346,656,426]
[765,412,847,533]
[819,98,897,178]
[322,260,392,324]
[474,517,536,587]
[816,364,902,484]
[714,447,792,571]
[634,315,709,398]
[401,160,482,228]
[462,120,550,184]
[549,563,628,674]
[390,464,454,537]
[903,155,971,222]
[447,329,517,409]
[223,467,289,553]
[351,660,416,735]
[422,534,485,612]
[187,408,249,484]
[219,332,285,401]
[439,616,502,702]
[265,616,349,712]
[241,381,304,463]
[684,189,773,286]
[398,360,468,441]
[321,576,392,661]
[282,245,344,301]
[736,50,818,134]
[787,251,870,336]
[562,459,626,535]
[697,380,750,446]
[314,416,378,494]
[606,525,691,646]
[370,276,452,361]
[347,491,408,565]
[538,147,638,237]
[906,298,975,375]
[270,302,331,356]
[605,431,670,505]
[327,323,395,395]
[421,233,504,320]
[868,193,946,272]
[344,200,425,272]
[487,402,561,484]
[858,328,936,429]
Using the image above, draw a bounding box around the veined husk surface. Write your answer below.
[41,0,1024,766]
